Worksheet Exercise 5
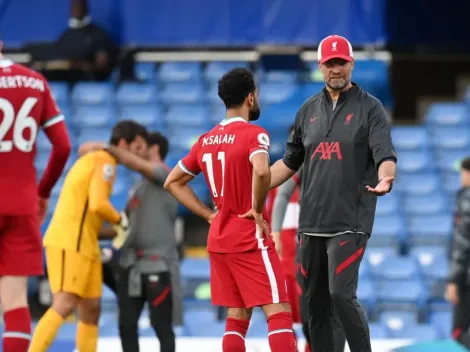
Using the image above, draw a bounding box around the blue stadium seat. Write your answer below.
[258,103,297,135]
[71,82,115,105]
[375,193,400,216]
[369,215,405,248]
[246,321,268,338]
[394,172,441,196]
[351,60,388,87]
[419,254,449,299]
[379,311,418,327]
[49,82,69,103]
[165,105,210,128]
[369,323,389,339]
[259,82,299,104]
[73,105,115,128]
[397,151,432,174]
[436,149,468,172]
[51,177,65,197]
[371,255,421,282]
[204,61,249,83]
[188,321,225,337]
[408,214,453,247]
[77,127,111,145]
[430,311,452,338]
[161,83,205,104]
[365,247,399,267]
[181,259,210,280]
[431,127,470,150]
[211,104,226,124]
[391,126,429,151]
[116,83,158,105]
[206,84,221,105]
[357,278,377,316]
[403,194,449,215]
[158,62,202,83]
[388,323,438,341]
[101,284,116,310]
[134,62,156,82]
[410,246,447,267]
[263,70,298,83]
[359,257,370,279]
[169,127,206,152]
[425,102,469,127]
[376,280,428,312]
[443,172,461,193]
[119,104,164,128]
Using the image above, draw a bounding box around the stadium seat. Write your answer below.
[443,172,461,193]
[158,62,202,83]
[431,127,470,150]
[369,323,389,339]
[369,215,405,248]
[403,193,449,215]
[161,83,205,104]
[394,172,441,196]
[359,257,370,279]
[116,83,158,105]
[101,284,116,311]
[134,62,156,82]
[391,126,429,151]
[408,214,453,247]
[375,193,400,216]
[165,105,210,129]
[77,127,111,145]
[397,151,432,174]
[419,254,449,299]
[71,82,115,105]
[371,255,421,282]
[119,104,165,128]
[262,70,298,83]
[259,82,299,104]
[388,323,438,341]
[181,259,210,280]
[349,60,388,87]
[49,82,69,103]
[206,84,221,105]
[409,246,447,266]
[169,127,206,152]
[425,102,469,127]
[51,177,65,197]
[246,320,268,337]
[365,247,398,267]
[436,149,468,172]
[204,61,249,83]
[376,280,428,313]
[258,103,297,135]
[73,105,116,128]
[300,82,325,100]
[430,311,452,338]
[379,311,418,327]
[357,278,377,317]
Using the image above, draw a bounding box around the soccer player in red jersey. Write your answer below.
[0,43,71,352]
[165,68,296,352]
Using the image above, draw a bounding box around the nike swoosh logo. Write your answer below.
[339,240,350,246]
[310,117,319,123]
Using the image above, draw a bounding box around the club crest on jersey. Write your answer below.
[102,164,115,181]
[257,133,270,149]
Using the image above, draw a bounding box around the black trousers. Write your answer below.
[452,286,470,349]
[117,268,175,352]
[300,233,370,352]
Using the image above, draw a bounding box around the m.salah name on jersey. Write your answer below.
[202,134,235,146]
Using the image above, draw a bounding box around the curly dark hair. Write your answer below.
[109,120,148,146]
[218,67,257,109]
[147,131,169,160]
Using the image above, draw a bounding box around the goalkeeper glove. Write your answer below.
[112,212,130,249]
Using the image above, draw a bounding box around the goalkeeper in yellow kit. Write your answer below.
[29,121,148,352]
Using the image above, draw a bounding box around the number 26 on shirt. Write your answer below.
[202,152,225,198]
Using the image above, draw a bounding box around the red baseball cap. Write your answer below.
[317,35,353,64]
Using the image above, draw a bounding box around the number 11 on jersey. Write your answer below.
[202,152,225,198]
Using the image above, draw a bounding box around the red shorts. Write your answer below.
[209,246,289,308]
[0,215,43,276]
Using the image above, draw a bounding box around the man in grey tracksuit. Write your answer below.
[105,132,181,352]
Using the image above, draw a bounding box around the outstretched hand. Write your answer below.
[366,176,394,196]
[238,209,271,238]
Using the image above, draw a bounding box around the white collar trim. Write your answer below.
[0,59,13,68]
[220,117,247,126]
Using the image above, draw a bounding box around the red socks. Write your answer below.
[3,307,31,352]
[222,317,250,352]
[305,342,311,352]
[267,312,297,352]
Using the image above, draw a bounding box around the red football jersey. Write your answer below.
[0,60,64,214]
[180,117,274,253]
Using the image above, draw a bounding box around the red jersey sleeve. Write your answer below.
[178,138,202,176]
[41,79,64,128]
[248,127,270,162]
